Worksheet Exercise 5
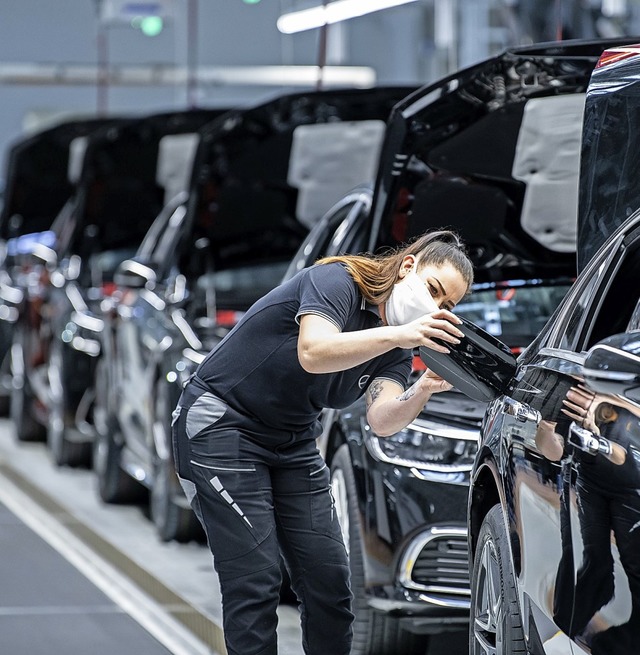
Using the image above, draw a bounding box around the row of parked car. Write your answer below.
[1,36,639,655]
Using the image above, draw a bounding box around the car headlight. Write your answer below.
[365,418,478,472]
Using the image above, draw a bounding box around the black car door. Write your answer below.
[482,222,631,651]
[559,222,640,652]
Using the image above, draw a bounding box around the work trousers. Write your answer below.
[172,377,354,655]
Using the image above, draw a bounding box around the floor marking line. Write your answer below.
[0,467,219,655]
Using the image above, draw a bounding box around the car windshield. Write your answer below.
[453,280,573,352]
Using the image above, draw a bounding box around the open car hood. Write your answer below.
[578,43,640,272]
[368,38,640,283]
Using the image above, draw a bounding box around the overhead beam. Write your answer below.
[0,63,376,88]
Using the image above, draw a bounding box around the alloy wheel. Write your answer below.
[46,343,65,462]
[472,538,503,655]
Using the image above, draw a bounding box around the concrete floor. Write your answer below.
[0,419,468,655]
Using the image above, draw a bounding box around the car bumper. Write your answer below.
[358,447,471,624]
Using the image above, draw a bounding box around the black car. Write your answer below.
[282,37,640,655]
[435,42,640,654]
[0,117,118,412]
[93,87,416,543]
[9,108,226,467]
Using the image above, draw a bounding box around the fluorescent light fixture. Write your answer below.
[277,0,420,34]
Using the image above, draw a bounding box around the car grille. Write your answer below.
[399,527,470,608]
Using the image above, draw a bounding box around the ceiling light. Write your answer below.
[277,0,420,34]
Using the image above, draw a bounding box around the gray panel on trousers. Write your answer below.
[185,392,228,439]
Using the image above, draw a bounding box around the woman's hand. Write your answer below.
[416,369,453,394]
[393,309,464,353]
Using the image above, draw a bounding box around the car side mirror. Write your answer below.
[582,331,640,404]
[419,317,517,403]
[114,259,157,290]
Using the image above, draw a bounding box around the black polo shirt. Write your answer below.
[196,262,412,432]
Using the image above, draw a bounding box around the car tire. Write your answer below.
[47,340,91,467]
[150,379,202,542]
[469,504,526,655]
[0,342,13,416]
[330,444,429,655]
[93,358,144,504]
[10,328,45,442]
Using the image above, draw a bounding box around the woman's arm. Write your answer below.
[297,311,463,375]
[364,372,453,437]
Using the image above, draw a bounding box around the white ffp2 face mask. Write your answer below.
[385,269,439,326]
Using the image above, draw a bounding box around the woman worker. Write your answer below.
[171,229,474,655]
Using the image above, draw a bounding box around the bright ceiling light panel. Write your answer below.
[277,0,420,34]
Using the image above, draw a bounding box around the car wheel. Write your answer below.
[10,329,45,441]
[470,504,526,655]
[150,379,201,542]
[47,340,90,467]
[0,341,13,416]
[93,358,144,504]
[330,444,429,655]
[151,453,202,543]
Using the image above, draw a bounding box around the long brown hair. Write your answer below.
[317,230,474,304]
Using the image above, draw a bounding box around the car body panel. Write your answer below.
[368,37,640,283]
[462,44,640,654]
[0,117,119,244]
[465,213,640,654]
[578,42,640,272]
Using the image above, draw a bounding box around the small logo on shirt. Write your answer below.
[358,375,370,390]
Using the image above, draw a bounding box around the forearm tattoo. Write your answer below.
[366,379,384,409]
[398,384,417,402]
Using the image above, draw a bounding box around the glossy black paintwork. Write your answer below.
[583,331,640,402]
[579,44,640,271]
[467,213,640,653]
[0,118,122,408]
[0,117,119,242]
[333,398,471,618]
[419,318,517,403]
[463,47,640,649]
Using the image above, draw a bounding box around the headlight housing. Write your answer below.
[365,418,478,472]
